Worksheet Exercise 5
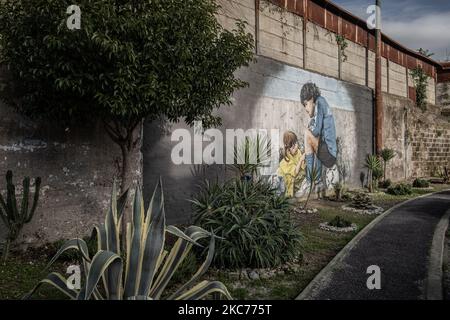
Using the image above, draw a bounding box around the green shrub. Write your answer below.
[412,178,430,188]
[328,216,351,228]
[387,183,412,195]
[378,179,392,189]
[192,179,302,269]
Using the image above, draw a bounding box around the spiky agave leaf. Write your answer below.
[80,250,123,300]
[27,180,231,301]
[136,193,165,297]
[169,234,216,299]
[174,280,232,300]
[46,238,91,268]
[149,226,213,299]
[23,272,78,300]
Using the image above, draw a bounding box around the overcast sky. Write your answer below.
[331,0,450,61]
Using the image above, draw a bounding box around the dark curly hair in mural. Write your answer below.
[300,82,321,105]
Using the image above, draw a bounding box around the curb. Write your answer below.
[296,189,450,300]
[425,207,450,300]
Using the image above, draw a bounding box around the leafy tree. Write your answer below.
[0,0,255,191]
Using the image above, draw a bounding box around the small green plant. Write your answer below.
[328,216,351,228]
[379,148,395,183]
[364,154,382,193]
[26,181,231,300]
[336,35,348,62]
[417,48,434,58]
[439,167,449,184]
[192,179,301,269]
[410,67,429,111]
[387,183,412,195]
[333,182,344,201]
[350,192,374,210]
[0,171,41,262]
[372,165,383,191]
[378,179,392,189]
[412,178,430,188]
[303,158,321,209]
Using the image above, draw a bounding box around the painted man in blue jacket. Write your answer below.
[300,82,337,188]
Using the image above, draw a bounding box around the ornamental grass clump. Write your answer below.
[192,179,302,269]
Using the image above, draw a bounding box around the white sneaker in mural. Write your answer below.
[294,180,311,198]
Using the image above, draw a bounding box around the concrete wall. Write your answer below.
[253,0,437,104]
[341,39,367,86]
[437,81,450,108]
[259,1,304,68]
[304,22,339,78]
[143,56,374,224]
[383,93,450,181]
[388,61,407,98]
[0,100,141,245]
[216,0,256,39]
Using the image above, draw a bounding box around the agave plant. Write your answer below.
[364,154,381,193]
[25,180,231,300]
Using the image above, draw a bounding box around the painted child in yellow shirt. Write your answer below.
[277,131,306,197]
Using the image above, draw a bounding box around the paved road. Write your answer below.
[300,190,450,300]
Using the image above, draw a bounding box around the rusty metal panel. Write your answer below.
[382,43,389,58]
[399,52,407,68]
[286,0,297,13]
[423,63,433,77]
[325,9,338,33]
[270,0,286,9]
[342,18,356,42]
[407,55,417,69]
[356,26,367,46]
[408,86,416,102]
[368,33,376,52]
[308,1,325,27]
[295,0,305,16]
[389,47,400,65]
[438,70,450,83]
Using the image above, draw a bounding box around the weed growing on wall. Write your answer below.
[335,35,349,62]
[410,67,429,111]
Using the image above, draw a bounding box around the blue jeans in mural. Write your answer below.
[305,96,337,183]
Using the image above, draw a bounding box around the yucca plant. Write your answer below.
[0,170,41,262]
[379,148,395,183]
[229,134,271,181]
[364,154,381,193]
[25,180,231,300]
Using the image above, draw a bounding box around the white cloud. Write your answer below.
[384,12,450,60]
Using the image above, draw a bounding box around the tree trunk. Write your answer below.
[104,119,142,194]
[119,143,132,194]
